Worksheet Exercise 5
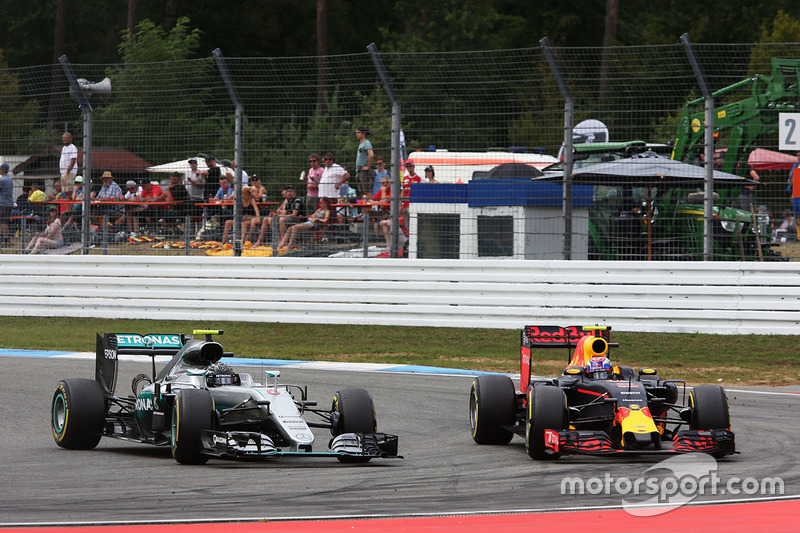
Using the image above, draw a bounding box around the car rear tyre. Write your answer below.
[332,388,377,463]
[469,375,515,445]
[690,384,730,430]
[171,389,214,465]
[526,385,567,460]
[51,378,105,450]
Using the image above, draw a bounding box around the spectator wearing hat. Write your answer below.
[120,180,144,236]
[424,165,438,183]
[184,158,206,204]
[91,170,125,226]
[253,185,303,247]
[403,160,421,190]
[0,162,13,244]
[25,205,64,254]
[354,126,374,196]
[59,132,78,197]
[372,157,389,196]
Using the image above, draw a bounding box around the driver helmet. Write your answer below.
[587,356,612,380]
[206,362,240,387]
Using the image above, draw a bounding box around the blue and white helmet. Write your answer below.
[587,356,612,380]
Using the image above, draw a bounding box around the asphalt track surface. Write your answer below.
[2,354,799,528]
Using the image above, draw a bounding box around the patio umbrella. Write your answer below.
[566,153,754,185]
[484,162,544,179]
[747,148,797,172]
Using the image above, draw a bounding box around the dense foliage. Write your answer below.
[2,0,800,67]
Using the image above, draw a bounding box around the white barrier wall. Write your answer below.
[0,255,798,334]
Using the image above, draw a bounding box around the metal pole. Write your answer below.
[59,55,93,255]
[681,34,714,261]
[213,49,244,256]
[368,43,401,258]
[541,38,574,260]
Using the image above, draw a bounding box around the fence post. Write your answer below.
[368,43,400,258]
[540,38,574,260]
[681,34,715,261]
[59,55,93,255]
[213,49,244,256]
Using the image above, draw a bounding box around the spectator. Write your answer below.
[204,175,235,226]
[277,197,331,251]
[62,175,84,229]
[219,186,261,246]
[47,179,67,202]
[200,156,221,199]
[227,160,249,187]
[212,175,234,201]
[788,151,800,240]
[303,153,323,213]
[424,165,438,183]
[184,157,206,216]
[403,159,421,191]
[28,182,46,203]
[140,180,167,231]
[736,163,760,210]
[90,170,125,228]
[372,157,389,195]
[166,171,190,232]
[0,162,12,245]
[354,126,374,196]
[253,185,303,247]
[60,132,78,197]
[249,174,267,203]
[122,180,144,236]
[370,176,392,244]
[318,152,348,201]
[25,206,63,254]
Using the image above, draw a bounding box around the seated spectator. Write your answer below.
[121,180,144,236]
[90,170,125,229]
[219,186,261,246]
[277,197,330,251]
[205,175,235,221]
[62,176,84,229]
[253,185,303,247]
[28,182,46,203]
[25,206,63,254]
[47,179,69,213]
[249,174,267,202]
[140,180,167,231]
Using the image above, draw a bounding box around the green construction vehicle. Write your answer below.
[672,57,800,173]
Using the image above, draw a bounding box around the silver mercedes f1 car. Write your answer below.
[51,330,400,464]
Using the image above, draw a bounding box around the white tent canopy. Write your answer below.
[146,157,233,177]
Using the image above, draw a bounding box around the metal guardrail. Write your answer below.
[0,256,798,334]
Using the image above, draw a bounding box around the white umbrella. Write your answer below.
[146,157,233,177]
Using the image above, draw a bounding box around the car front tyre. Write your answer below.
[171,389,214,465]
[469,375,515,445]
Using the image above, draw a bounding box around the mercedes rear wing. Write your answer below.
[95,333,187,396]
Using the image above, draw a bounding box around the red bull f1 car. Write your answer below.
[469,325,736,459]
[51,330,400,464]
